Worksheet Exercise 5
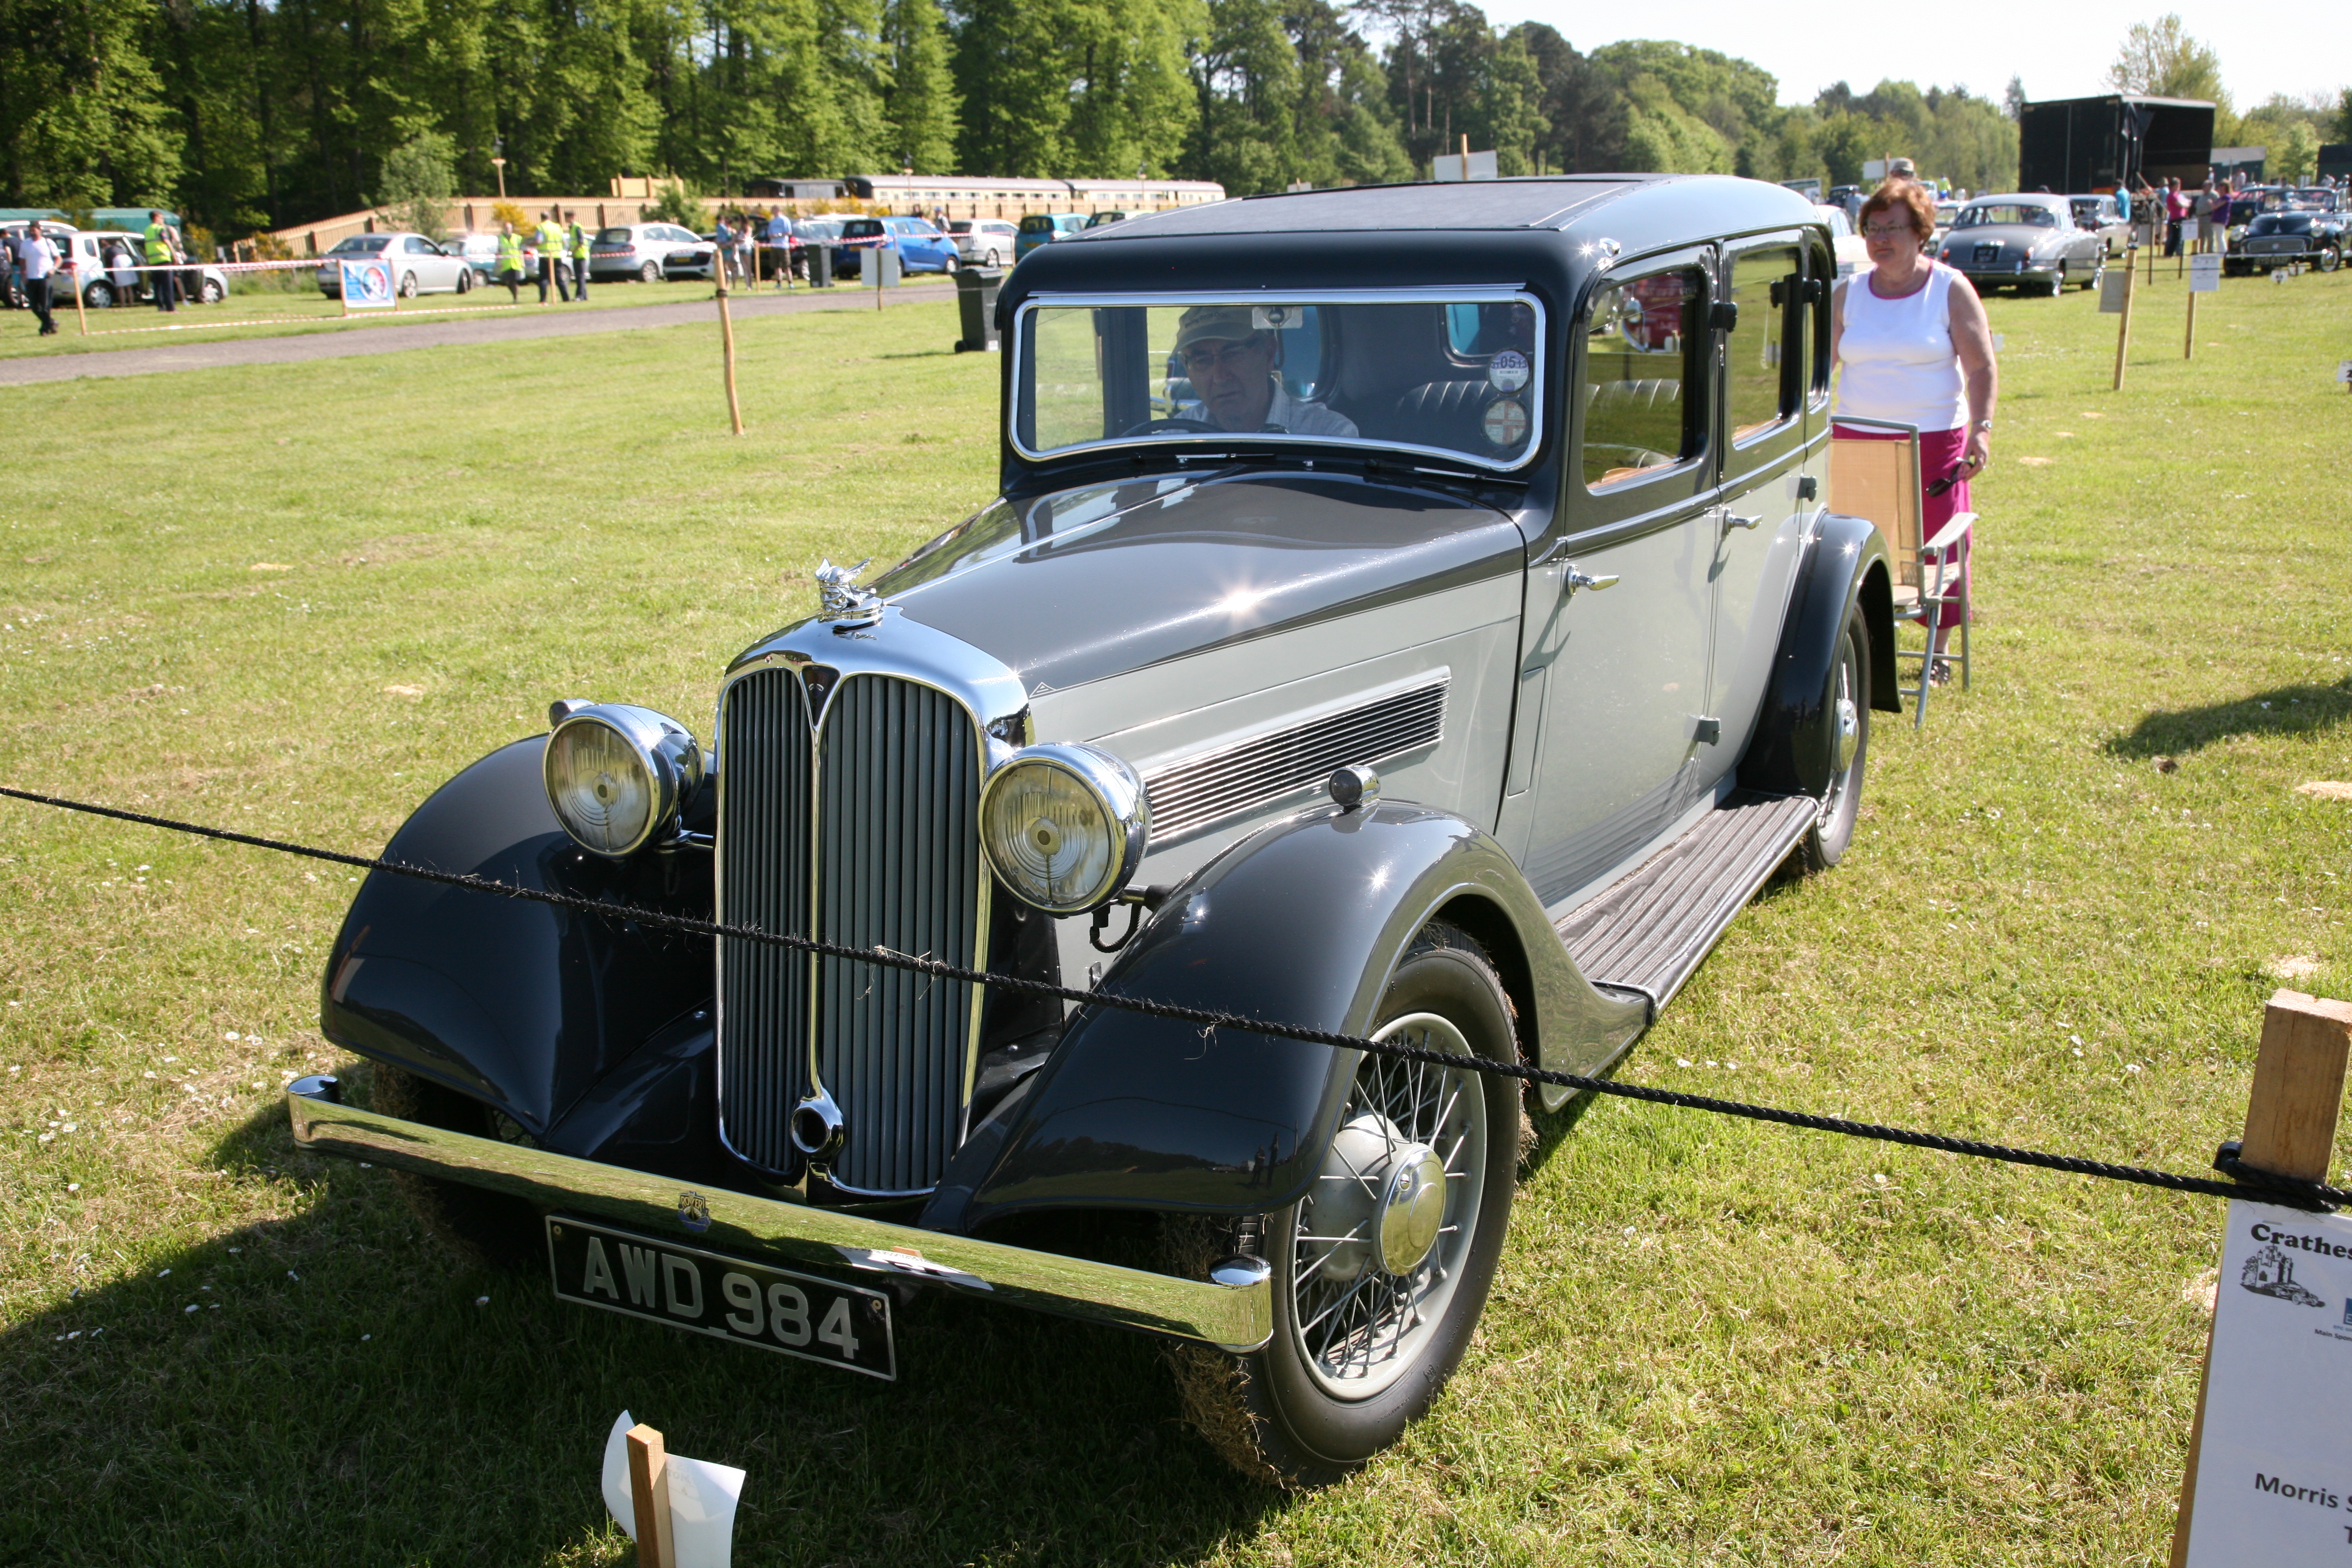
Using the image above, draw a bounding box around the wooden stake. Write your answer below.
[715,262,744,436]
[2183,287,2196,360]
[2167,990,2352,1568]
[626,1423,678,1568]
[71,260,89,337]
[2112,244,2137,391]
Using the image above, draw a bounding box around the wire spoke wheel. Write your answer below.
[1288,1012,1485,1401]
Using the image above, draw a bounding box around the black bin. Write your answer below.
[954,266,1004,352]
[808,244,834,289]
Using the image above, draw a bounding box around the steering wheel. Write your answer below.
[1120,417,1222,437]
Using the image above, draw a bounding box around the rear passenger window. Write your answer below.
[1581,267,1706,491]
[1725,243,1799,442]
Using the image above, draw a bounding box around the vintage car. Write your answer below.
[2227,210,2346,274]
[1935,193,2107,295]
[286,174,1898,1485]
[2067,193,2131,256]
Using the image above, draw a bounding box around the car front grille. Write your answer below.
[717,667,986,1194]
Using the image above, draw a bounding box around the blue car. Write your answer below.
[834,216,959,278]
[1014,212,1086,261]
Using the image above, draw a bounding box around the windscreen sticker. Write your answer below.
[1488,349,1530,393]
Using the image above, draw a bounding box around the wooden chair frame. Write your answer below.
[1827,416,1973,727]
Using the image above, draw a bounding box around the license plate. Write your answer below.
[1973,243,2000,264]
[547,1216,895,1380]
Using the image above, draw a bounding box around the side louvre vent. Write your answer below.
[1143,675,1449,843]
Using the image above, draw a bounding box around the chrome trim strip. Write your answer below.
[1008,288,1550,473]
[287,1086,1273,1352]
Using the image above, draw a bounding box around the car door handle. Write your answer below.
[1721,510,1762,530]
[1564,567,1621,596]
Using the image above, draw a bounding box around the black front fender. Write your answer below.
[320,738,716,1143]
[1738,509,1898,798]
[922,800,1645,1234]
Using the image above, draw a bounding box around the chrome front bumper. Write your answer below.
[285,1077,1272,1352]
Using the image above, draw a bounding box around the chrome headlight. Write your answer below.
[543,702,703,857]
[978,743,1149,914]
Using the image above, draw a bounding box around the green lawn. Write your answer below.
[1,270,944,360]
[1,268,2348,1566]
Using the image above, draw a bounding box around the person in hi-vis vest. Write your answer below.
[496,222,526,304]
[567,213,591,302]
[534,212,569,303]
[143,212,177,312]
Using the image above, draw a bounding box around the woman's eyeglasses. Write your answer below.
[1862,223,1916,240]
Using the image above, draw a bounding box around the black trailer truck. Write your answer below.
[2018,95,2215,193]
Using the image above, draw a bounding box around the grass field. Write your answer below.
[1,264,2348,1566]
[0,270,945,361]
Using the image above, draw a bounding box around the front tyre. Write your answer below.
[1165,923,1519,1486]
[370,1061,543,1269]
[1800,598,1872,871]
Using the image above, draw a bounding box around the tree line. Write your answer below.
[12,0,2295,242]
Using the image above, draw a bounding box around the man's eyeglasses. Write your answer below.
[1862,223,1916,240]
[1181,338,1269,374]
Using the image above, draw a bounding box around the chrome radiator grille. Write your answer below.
[717,667,986,1194]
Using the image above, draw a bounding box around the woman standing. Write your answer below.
[1831,177,1999,682]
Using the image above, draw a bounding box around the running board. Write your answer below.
[1555,791,1819,1010]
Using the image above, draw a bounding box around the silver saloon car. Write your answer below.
[1936,194,2107,296]
[314,232,475,298]
[589,223,717,282]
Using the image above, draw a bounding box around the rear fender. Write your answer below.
[1736,510,1898,799]
[320,737,716,1140]
[921,801,1646,1234]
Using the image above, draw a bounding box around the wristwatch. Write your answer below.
[1972,419,1993,433]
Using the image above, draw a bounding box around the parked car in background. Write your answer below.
[832,216,959,278]
[444,232,502,281]
[1936,193,2106,295]
[315,232,475,298]
[589,223,717,283]
[1931,201,1959,242]
[2227,210,2346,273]
[1814,205,1866,277]
[946,218,1017,267]
[291,172,1894,1489]
[2067,194,2130,256]
[41,228,230,307]
[1084,210,1129,228]
[1014,212,1086,260]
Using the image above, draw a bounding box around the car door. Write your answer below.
[1499,249,1722,909]
[1701,232,1810,782]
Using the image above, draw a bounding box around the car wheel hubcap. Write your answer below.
[1289,1011,1485,1399]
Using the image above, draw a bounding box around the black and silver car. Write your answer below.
[1936,193,2107,295]
[288,174,1898,1485]
[2067,193,2130,256]
[2227,211,2346,274]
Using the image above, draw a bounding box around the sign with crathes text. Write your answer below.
[2185,1201,2352,1565]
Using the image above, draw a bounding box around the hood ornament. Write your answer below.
[814,558,884,626]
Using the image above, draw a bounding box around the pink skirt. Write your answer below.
[1833,423,1971,629]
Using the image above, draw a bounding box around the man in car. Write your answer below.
[1172,305,1357,437]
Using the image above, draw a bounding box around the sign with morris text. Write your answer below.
[2183,1201,2352,1566]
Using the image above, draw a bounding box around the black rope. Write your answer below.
[4,783,2344,1213]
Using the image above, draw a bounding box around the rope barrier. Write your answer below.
[2,782,2342,1213]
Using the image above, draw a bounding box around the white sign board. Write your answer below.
[602,1411,744,1568]
[338,258,395,309]
[2190,254,2223,293]
[2336,360,2351,384]
[2099,268,2132,313]
[2182,1202,2352,1567]
[1863,158,1888,181]
[2181,217,2202,247]
[1431,150,1498,182]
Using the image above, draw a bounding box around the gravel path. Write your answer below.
[0,282,961,386]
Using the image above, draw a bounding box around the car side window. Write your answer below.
[1581,265,1707,491]
[1725,243,1800,443]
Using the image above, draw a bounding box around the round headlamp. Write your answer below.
[543,703,703,858]
[978,743,1150,914]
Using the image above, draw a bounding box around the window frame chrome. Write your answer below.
[1007,287,1550,474]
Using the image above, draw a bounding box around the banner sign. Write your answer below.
[2183,1201,2352,1566]
[339,258,396,310]
[2189,254,2223,294]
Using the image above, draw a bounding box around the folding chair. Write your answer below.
[1826,417,1973,727]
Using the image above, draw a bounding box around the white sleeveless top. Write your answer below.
[1834,262,1967,433]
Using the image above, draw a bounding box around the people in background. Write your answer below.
[496,221,526,303]
[2162,178,2188,257]
[108,241,135,305]
[143,211,177,312]
[534,210,568,303]
[714,213,737,286]
[1831,177,1998,685]
[567,212,590,302]
[765,210,791,289]
[13,222,60,335]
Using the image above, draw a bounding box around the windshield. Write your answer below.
[841,220,883,237]
[328,236,391,254]
[2251,215,2313,234]
[1957,205,2057,229]
[1019,215,1060,233]
[1014,293,1543,470]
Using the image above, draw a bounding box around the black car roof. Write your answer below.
[1067,174,1811,241]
